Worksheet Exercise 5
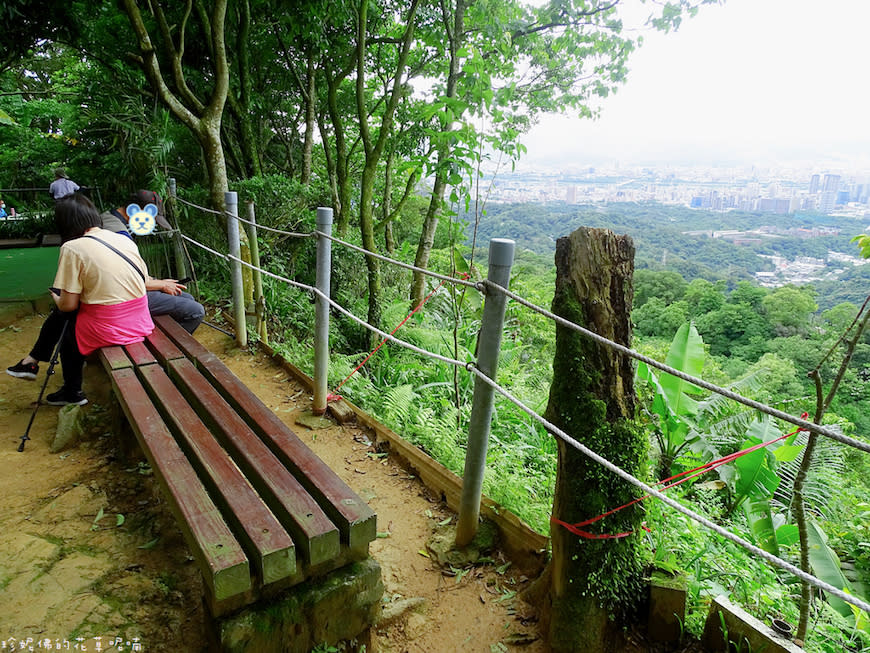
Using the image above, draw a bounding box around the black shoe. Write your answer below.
[7,360,39,380]
[45,387,88,406]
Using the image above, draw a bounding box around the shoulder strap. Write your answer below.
[83,235,146,282]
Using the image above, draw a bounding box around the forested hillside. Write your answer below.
[2,1,869,651]
[466,201,868,308]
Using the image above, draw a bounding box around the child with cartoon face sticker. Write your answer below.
[126,202,160,235]
[99,190,172,237]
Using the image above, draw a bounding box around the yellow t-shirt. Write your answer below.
[53,228,148,305]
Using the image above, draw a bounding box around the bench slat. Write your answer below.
[145,328,185,364]
[137,364,296,586]
[204,358,377,551]
[155,316,377,551]
[100,346,133,371]
[107,367,251,601]
[167,358,340,567]
[154,314,214,360]
[125,340,157,366]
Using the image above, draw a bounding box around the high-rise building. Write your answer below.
[823,174,841,193]
[809,174,820,194]
[819,191,837,213]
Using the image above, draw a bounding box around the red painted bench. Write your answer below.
[99,317,376,615]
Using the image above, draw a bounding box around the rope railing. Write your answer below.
[195,201,481,291]
[483,279,870,455]
[467,365,870,615]
[175,196,225,216]
[179,227,870,615]
[232,212,312,238]
[180,232,470,369]
[180,220,869,455]
[313,230,482,291]
[174,197,870,616]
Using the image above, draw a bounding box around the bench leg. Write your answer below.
[208,559,383,653]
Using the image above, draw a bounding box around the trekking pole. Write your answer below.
[18,319,69,452]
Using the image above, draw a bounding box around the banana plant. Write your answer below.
[806,519,870,629]
[729,418,804,555]
[636,322,706,479]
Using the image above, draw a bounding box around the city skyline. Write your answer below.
[518,0,870,173]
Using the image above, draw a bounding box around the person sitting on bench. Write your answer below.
[33,194,155,406]
[101,190,204,334]
[7,193,204,382]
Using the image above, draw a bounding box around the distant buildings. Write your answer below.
[485,164,870,219]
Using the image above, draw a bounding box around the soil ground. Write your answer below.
[0,308,705,652]
[0,310,550,652]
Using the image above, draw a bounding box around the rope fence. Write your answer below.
[484,279,870,455]
[174,193,870,616]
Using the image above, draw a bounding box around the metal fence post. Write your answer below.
[225,191,247,348]
[245,201,268,344]
[167,178,189,282]
[455,238,515,547]
[313,207,333,415]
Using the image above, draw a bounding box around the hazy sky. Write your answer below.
[520,0,870,171]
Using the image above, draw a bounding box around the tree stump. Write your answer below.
[543,227,646,651]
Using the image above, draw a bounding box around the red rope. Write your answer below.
[553,413,810,539]
[327,273,469,402]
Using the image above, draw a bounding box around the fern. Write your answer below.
[381,384,417,428]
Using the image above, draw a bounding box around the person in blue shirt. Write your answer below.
[48,169,80,200]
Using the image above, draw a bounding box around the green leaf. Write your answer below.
[845,588,870,633]
[452,247,470,275]
[743,497,778,554]
[807,520,854,618]
[772,444,804,463]
[734,443,779,501]
[659,322,705,416]
[91,507,105,531]
[851,234,870,259]
[495,590,517,603]
[138,537,159,550]
[774,523,799,548]
[115,514,125,527]
[0,108,18,126]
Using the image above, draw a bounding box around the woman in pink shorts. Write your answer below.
[46,194,154,405]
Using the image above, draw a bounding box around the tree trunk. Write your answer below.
[792,309,869,641]
[301,50,315,185]
[411,174,447,306]
[325,71,352,234]
[543,227,646,652]
[232,0,261,177]
[354,0,419,336]
[410,0,467,308]
[382,142,395,254]
[123,0,230,213]
[359,162,382,344]
[199,119,230,215]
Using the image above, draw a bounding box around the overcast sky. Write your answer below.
[520,0,870,172]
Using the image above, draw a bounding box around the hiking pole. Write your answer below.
[18,319,69,452]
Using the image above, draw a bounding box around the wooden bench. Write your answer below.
[99,316,377,616]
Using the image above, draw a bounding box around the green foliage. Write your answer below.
[633,297,688,338]
[634,269,688,308]
[852,234,870,259]
[694,302,771,359]
[637,322,705,478]
[763,285,818,336]
[731,420,800,556]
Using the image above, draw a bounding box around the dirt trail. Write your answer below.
[0,311,546,652]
